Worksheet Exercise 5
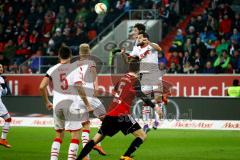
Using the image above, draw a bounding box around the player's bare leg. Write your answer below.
[77,133,105,160]
[120,129,147,160]
[50,130,64,160]
[0,113,12,148]
[68,130,80,160]
[152,93,162,130]
[82,121,106,159]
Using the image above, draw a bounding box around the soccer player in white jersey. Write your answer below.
[40,45,92,160]
[0,64,12,148]
[73,43,106,160]
[127,32,163,132]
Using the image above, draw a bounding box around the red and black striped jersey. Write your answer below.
[107,73,155,116]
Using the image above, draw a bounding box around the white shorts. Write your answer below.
[53,99,83,131]
[0,100,9,118]
[140,72,161,94]
[76,97,106,122]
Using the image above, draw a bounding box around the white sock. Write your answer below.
[68,139,79,160]
[154,111,160,122]
[142,106,150,125]
[82,130,90,158]
[50,138,62,160]
[1,121,10,140]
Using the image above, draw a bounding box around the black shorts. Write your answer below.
[98,115,141,137]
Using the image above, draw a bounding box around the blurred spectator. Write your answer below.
[173,29,184,46]
[199,26,217,44]
[42,10,55,37]
[227,79,240,97]
[182,51,193,67]
[158,51,167,65]
[29,30,40,52]
[159,62,167,74]
[167,62,178,73]
[192,51,204,71]
[20,64,31,74]
[214,50,231,73]
[230,28,240,43]
[183,38,193,55]
[30,49,43,73]
[203,61,215,73]
[219,14,232,36]
[167,51,179,68]
[233,13,240,29]
[186,25,196,40]
[2,39,15,63]
[216,37,230,56]
[195,15,205,33]
[57,5,66,23]
[0,54,9,66]
[231,50,240,73]
[182,61,193,74]
[49,28,64,53]
[193,37,208,59]
[206,49,218,64]
[116,0,131,12]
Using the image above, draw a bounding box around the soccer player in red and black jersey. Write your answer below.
[76,57,162,160]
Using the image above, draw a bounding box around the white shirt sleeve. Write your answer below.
[68,67,83,86]
[46,67,54,77]
[0,77,7,96]
[129,46,140,57]
[0,77,5,84]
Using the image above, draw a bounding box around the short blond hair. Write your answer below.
[79,43,90,56]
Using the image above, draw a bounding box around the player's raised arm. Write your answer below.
[39,76,52,110]
[120,48,129,64]
[149,42,162,52]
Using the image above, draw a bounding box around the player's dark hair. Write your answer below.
[233,79,239,86]
[138,31,149,39]
[134,23,146,32]
[58,45,72,59]
[128,57,140,73]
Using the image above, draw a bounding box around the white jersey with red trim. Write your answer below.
[46,63,77,107]
[130,44,159,73]
[70,59,96,97]
[0,76,7,98]
[0,76,8,117]
[69,59,105,115]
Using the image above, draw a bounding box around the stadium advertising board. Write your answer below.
[1,118,240,130]
[4,74,238,97]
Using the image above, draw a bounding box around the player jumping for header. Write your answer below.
[76,57,162,160]
[122,30,165,132]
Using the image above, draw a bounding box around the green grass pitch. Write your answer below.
[0,127,240,160]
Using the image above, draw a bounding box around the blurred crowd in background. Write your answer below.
[163,0,240,74]
[0,0,239,74]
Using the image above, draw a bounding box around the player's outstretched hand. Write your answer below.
[46,102,53,110]
[120,48,126,54]
[154,104,163,117]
